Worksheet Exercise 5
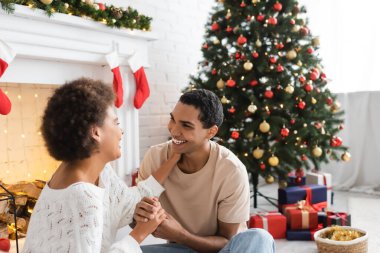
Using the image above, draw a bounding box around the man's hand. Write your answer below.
[134,197,161,222]
[152,213,187,243]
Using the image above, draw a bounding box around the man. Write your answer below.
[137,89,275,253]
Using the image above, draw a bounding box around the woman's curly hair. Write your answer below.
[41,78,115,161]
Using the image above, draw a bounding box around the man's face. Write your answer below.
[168,102,214,154]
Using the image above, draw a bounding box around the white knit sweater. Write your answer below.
[23,164,164,253]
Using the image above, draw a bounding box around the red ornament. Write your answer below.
[280,127,290,137]
[300,27,309,36]
[250,80,259,86]
[301,154,307,161]
[211,22,220,31]
[321,73,327,80]
[310,71,318,81]
[237,35,247,45]
[269,56,277,64]
[330,136,343,147]
[226,26,233,33]
[231,131,240,139]
[277,65,284,72]
[264,90,274,99]
[0,238,10,252]
[314,122,322,129]
[312,68,320,76]
[97,3,106,11]
[229,107,236,113]
[295,176,303,184]
[240,1,246,7]
[326,97,333,105]
[339,124,344,130]
[257,14,265,22]
[299,75,306,83]
[226,79,236,87]
[235,52,241,59]
[211,68,217,75]
[246,15,252,21]
[259,162,266,170]
[276,43,284,49]
[298,101,306,109]
[202,43,208,49]
[290,19,296,25]
[241,54,247,60]
[307,47,314,54]
[267,17,278,25]
[295,168,305,177]
[273,2,283,11]
[252,52,259,58]
[290,118,296,125]
[304,83,313,92]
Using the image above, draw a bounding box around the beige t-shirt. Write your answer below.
[138,141,250,236]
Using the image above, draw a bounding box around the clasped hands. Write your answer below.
[134,197,186,243]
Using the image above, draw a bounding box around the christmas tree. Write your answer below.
[186,0,350,186]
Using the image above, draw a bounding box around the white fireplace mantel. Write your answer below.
[0,4,157,178]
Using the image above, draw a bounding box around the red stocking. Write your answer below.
[106,51,123,108]
[128,54,150,109]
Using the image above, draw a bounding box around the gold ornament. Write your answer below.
[341,151,351,161]
[312,146,323,157]
[85,0,94,4]
[255,39,262,47]
[292,25,301,32]
[216,79,225,89]
[311,97,317,104]
[286,50,297,60]
[243,61,253,71]
[213,39,220,45]
[268,155,279,166]
[331,101,341,113]
[265,175,274,184]
[285,84,294,94]
[252,0,259,3]
[40,0,53,5]
[259,120,270,133]
[253,147,264,159]
[279,180,288,188]
[64,3,69,9]
[297,60,303,67]
[248,104,257,113]
[247,132,254,139]
[226,9,232,19]
[312,37,321,47]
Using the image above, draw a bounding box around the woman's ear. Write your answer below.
[208,125,219,139]
[90,125,101,142]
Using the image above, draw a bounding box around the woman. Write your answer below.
[23,78,180,253]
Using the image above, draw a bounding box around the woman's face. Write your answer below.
[97,106,123,161]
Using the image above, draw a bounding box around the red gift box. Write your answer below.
[284,201,318,230]
[249,212,286,239]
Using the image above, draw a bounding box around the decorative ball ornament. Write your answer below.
[341,151,351,162]
[276,43,284,49]
[216,79,225,89]
[268,155,279,166]
[298,101,306,109]
[97,3,106,10]
[297,60,303,67]
[265,175,274,184]
[269,56,277,64]
[311,97,317,104]
[286,50,297,60]
[312,146,323,157]
[40,0,53,5]
[211,68,217,75]
[257,14,265,22]
[211,22,220,31]
[330,136,343,147]
[85,0,94,5]
[240,1,246,7]
[93,3,99,10]
[299,76,306,83]
[301,154,307,161]
[213,39,220,45]
[280,127,290,137]
[264,90,274,99]
[304,83,313,92]
[292,25,301,32]
[267,17,278,25]
[277,65,284,72]
[307,47,314,54]
[248,104,257,113]
[253,147,264,159]
[221,96,228,104]
[259,162,266,170]
[228,107,236,113]
[226,26,233,32]
[252,52,259,58]
[310,71,319,81]
[226,9,232,19]
[326,97,334,106]
[279,180,288,188]
[273,2,283,11]
[295,176,303,184]
[244,61,253,71]
[237,35,247,45]
[285,84,294,94]
[259,120,270,133]
[202,43,208,49]
[231,131,239,139]
[300,27,309,36]
[255,39,262,47]
[290,118,296,125]
[250,80,259,86]
[110,7,123,19]
[312,37,320,47]
[226,78,236,87]
[290,19,296,25]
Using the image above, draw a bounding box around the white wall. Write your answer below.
[107,0,214,162]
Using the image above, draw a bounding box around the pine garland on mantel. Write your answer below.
[0,0,152,31]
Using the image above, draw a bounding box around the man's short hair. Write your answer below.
[179,89,223,128]
[41,78,115,161]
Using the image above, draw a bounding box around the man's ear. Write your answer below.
[90,125,101,142]
[208,125,219,139]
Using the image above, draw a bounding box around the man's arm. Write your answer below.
[153,213,241,253]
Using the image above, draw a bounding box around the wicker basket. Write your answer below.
[314,226,368,253]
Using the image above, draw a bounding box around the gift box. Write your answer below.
[306,171,332,207]
[286,224,323,241]
[326,211,351,227]
[284,202,318,230]
[287,172,306,187]
[249,212,286,239]
[278,184,327,212]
